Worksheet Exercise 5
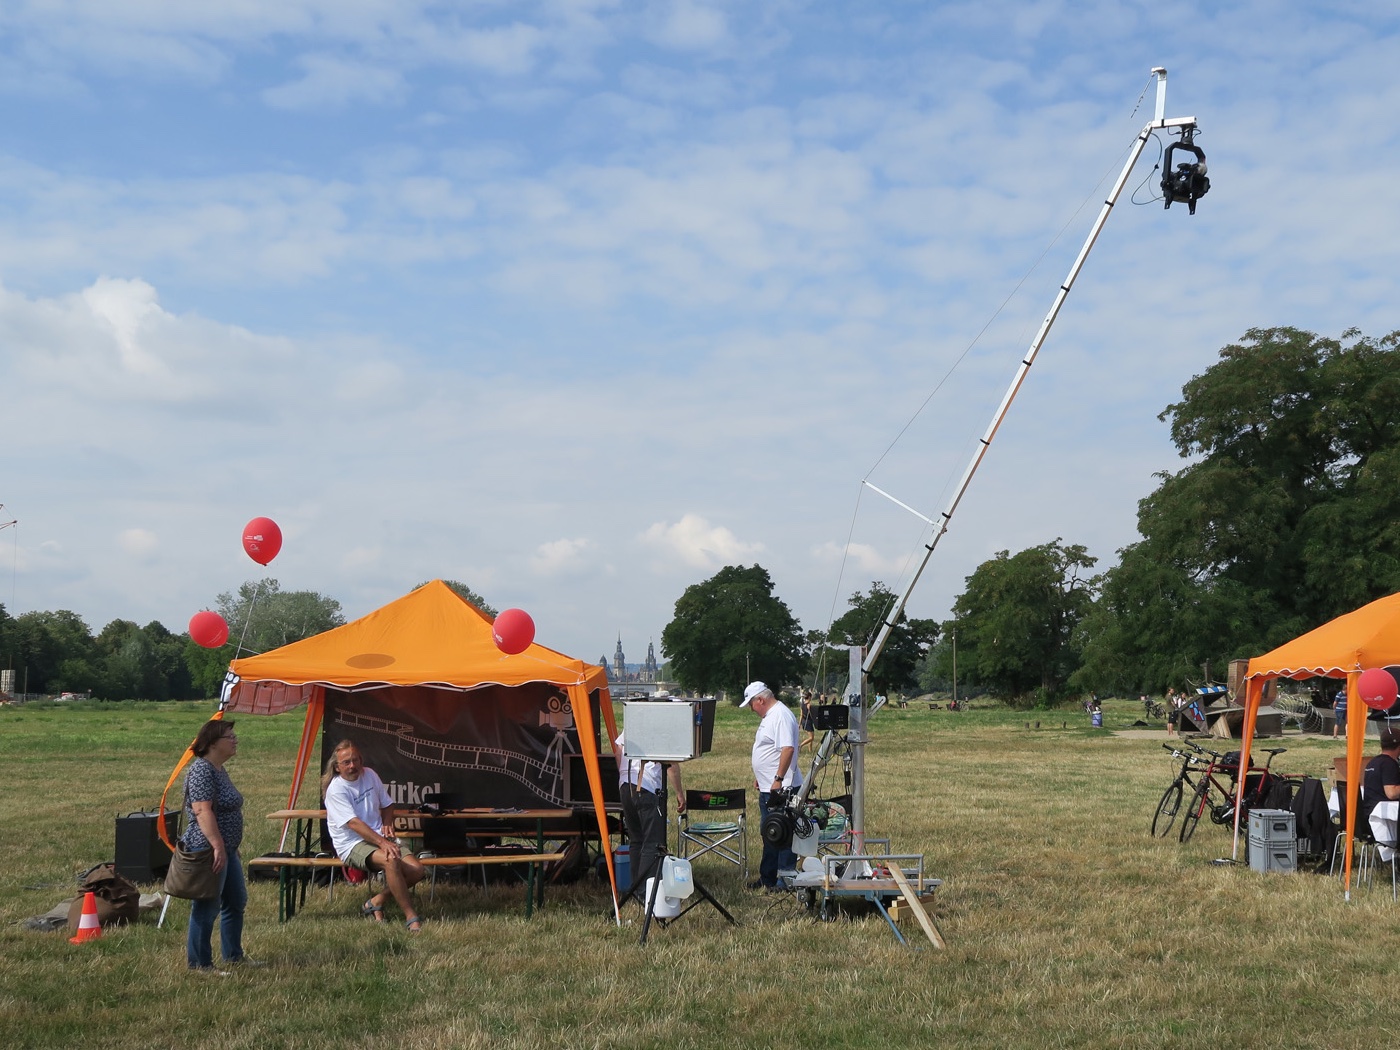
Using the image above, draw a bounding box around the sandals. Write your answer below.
[364,900,422,932]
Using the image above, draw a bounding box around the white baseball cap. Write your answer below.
[741,681,768,708]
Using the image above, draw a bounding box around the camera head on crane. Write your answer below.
[1161,125,1209,215]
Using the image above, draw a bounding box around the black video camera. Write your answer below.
[761,788,797,848]
[760,788,837,850]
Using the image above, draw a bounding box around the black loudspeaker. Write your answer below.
[114,810,179,883]
[564,754,620,806]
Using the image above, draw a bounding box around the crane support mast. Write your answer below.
[800,69,1202,858]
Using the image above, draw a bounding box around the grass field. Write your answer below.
[2,697,1397,1050]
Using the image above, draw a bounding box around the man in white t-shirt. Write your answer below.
[613,729,685,896]
[742,681,803,890]
[324,740,426,930]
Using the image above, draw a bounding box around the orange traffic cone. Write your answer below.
[69,891,102,944]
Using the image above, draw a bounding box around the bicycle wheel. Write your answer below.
[1151,781,1184,838]
[1178,779,1211,843]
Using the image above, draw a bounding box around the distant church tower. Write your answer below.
[642,641,658,683]
[613,635,626,681]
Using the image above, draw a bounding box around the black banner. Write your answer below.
[320,683,602,810]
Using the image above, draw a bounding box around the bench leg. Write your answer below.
[277,866,290,923]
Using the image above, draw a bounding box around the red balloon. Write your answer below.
[492,608,536,655]
[242,517,283,565]
[1359,667,1399,712]
[188,611,230,649]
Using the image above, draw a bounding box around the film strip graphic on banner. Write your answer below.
[333,709,570,805]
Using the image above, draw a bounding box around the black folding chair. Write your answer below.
[677,788,747,880]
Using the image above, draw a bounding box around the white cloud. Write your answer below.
[648,1,727,50]
[263,54,405,111]
[342,546,383,571]
[639,514,763,570]
[118,528,159,557]
[811,540,903,577]
[530,537,593,575]
[432,23,548,76]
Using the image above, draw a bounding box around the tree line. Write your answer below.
[0,578,495,702]
[0,579,340,701]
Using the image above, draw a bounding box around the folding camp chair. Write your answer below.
[815,795,853,856]
[677,789,747,880]
[812,795,890,857]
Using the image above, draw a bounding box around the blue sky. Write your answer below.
[2,1,1397,668]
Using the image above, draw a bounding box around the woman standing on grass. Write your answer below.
[182,718,260,974]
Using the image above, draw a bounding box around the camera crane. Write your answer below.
[794,68,1208,887]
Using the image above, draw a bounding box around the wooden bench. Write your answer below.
[248,851,567,922]
[418,852,568,911]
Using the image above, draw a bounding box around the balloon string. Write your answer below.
[504,650,588,687]
[233,579,266,658]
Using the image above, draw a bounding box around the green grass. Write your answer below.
[1,697,1396,1049]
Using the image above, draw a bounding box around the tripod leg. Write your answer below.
[624,851,662,910]
[639,871,662,946]
[691,877,739,926]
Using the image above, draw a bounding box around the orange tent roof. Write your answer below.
[225,580,608,713]
[1238,591,1400,893]
[1245,591,1400,680]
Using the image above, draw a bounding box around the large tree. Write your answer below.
[662,564,806,701]
[215,578,346,656]
[1076,326,1400,693]
[92,619,192,701]
[826,581,938,695]
[940,540,1096,704]
[6,610,97,695]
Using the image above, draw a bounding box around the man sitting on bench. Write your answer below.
[324,739,426,931]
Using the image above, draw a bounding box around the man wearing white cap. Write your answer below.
[742,681,803,890]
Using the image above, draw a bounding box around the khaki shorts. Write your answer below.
[346,839,379,872]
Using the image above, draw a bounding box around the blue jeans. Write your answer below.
[757,792,798,887]
[186,850,246,969]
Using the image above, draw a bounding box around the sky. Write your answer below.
[1,1,1398,671]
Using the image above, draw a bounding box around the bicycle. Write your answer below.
[1150,741,1206,838]
[1178,745,1288,843]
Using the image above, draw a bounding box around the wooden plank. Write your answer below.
[885,892,937,921]
[419,853,566,867]
[886,864,945,950]
[248,852,567,869]
[248,856,343,868]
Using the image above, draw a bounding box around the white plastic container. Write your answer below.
[644,878,682,918]
[660,855,695,899]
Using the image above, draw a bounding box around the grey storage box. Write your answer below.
[1247,809,1296,873]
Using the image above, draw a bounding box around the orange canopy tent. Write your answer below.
[1237,591,1400,894]
[219,580,622,908]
